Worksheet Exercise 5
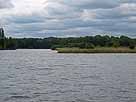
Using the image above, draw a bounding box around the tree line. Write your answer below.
[15,35,136,49]
[0,28,136,50]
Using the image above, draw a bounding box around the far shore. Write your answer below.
[1,48,136,53]
[56,47,136,53]
[0,48,16,50]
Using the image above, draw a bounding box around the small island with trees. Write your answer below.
[0,28,136,53]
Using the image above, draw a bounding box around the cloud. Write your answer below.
[46,0,120,9]
[1,0,136,37]
[0,0,13,9]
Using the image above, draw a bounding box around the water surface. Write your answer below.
[0,49,136,102]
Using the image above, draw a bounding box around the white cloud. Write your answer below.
[81,9,96,21]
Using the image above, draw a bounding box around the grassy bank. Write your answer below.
[56,47,136,53]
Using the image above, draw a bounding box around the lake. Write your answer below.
[0,49,136,102]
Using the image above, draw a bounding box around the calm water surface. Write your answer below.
[0,49,136,102]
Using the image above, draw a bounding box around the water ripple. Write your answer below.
[0,50,136,102]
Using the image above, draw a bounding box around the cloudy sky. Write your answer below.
[0,0,136,37]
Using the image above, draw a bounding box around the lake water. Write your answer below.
[0,49,136,102]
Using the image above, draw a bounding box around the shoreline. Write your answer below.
[56,48,136,53]
[1,48,136,53]
[0,48,16,50]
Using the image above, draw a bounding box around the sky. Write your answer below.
[0,0,136,37]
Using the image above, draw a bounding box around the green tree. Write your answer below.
[0,28,5,49]
[111,36,120,48]
[6,37,16,49]
[119,36,130,47]
[129,40,135,49]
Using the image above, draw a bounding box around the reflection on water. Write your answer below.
[0,49,136,102]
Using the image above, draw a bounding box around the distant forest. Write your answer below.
[0,28,136,50]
